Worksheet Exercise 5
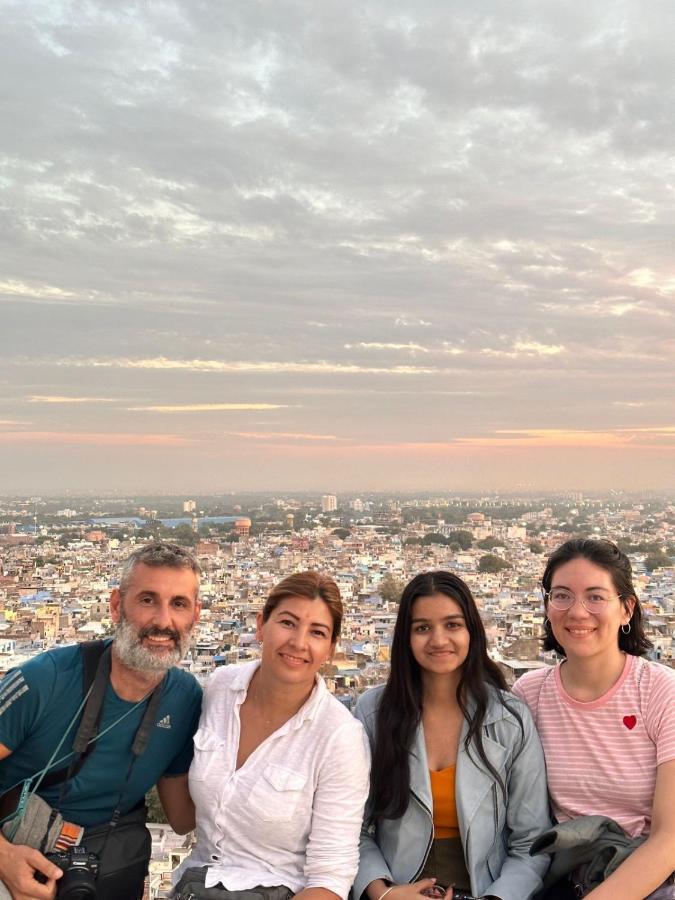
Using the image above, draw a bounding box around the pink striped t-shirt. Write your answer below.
[513,655,675,837]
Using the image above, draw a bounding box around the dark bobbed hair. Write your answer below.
[370,571,521,821]
[541,538,652,657]
[262,571,343,641]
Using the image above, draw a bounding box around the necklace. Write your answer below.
[248,676,282,727]
[247,672,311,728]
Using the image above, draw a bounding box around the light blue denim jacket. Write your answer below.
[352,685,551,900]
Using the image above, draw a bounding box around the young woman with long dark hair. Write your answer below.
[514,539,675,899]
[353,571,550,900]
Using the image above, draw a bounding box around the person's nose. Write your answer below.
[566,596,592,617]
[152,601,174,630]
[428,625,448,647]
[288,625,309,648]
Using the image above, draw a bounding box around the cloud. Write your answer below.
[0,279,77,301]
[0,431,191,446]
[57,357,442,376]
[482,341,565,358]
[612,400,670,408]
[456,428,675,449]
[344,342,429,352]
[27,395,118,404]
[127,402,290,412]
[623,268,675,295]
[395,317,432,328]
[2,0,674,491]
[617,426,675,435]
[513,341,564,356]
[224,431,349,441]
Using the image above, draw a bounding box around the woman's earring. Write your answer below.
[621,623,631,635]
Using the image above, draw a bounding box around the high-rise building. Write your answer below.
[321,495,337,513]
[183,499,197,513]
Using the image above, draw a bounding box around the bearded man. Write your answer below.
[0,542,202,900]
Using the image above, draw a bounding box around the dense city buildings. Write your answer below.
[1,491,673,896]
[2,491,674,679]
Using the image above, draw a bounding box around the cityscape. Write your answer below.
[2,490,673,896]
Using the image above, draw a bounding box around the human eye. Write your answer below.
[278,617,295,628]
[138,594,155,605]
[311,628,329,638]
[588,593,609,607]
[172,598,189,609]
[550,588,572,603]
[413,624,429,633]
[446,621,463,630]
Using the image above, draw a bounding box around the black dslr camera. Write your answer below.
[40,845,100,899]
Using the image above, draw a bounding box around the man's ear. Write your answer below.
[193,598,202,624]
[110,588,122,624]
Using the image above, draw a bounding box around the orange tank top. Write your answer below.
[429,765,460,839]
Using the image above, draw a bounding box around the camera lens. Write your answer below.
[57,871,97,900]
[57,861,98,900]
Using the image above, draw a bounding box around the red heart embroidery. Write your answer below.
[623,715,637,730]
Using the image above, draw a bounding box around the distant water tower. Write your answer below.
[234,518,251,537]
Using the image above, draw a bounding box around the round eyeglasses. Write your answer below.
[543,589,623,613]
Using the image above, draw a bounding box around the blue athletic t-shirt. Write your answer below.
[0,641,202,826]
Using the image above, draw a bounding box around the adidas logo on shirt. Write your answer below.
[156,715,172,729]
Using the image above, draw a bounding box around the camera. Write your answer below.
[44,845,100,899]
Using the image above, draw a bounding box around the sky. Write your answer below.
[1,0,674,494]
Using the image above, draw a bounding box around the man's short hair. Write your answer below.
[118,541,201,595]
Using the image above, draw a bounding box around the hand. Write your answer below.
[0,842,62,900]
[388,880,443,900]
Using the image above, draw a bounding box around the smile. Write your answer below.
[279,652,308,665]
[566,628,595,636]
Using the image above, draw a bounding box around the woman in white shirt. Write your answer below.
[173,572,370,900]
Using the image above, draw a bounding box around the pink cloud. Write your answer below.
[0,431,191,447]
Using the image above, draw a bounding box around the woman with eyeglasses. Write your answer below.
[353,571,550,900]
[513,539,675,900]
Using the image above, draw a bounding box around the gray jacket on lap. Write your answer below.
[352,684,551,900]
[530,815,646,893]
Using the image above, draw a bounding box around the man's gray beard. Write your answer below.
[113,615,191,673]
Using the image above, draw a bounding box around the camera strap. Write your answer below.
[0,642,109,839]
[94,673,165,868]
[40,645,166,854]
[48,642,114,824]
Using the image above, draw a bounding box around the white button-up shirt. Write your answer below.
[176,660,370,899]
